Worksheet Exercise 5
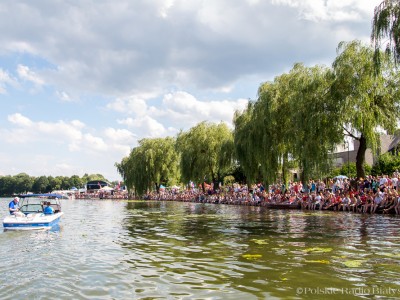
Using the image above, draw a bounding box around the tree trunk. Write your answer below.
[300,159,309,191]
[213,171,220,192]
[356,134,367,180]
[281,154,288,186]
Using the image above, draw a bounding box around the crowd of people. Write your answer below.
[141,172,400,214]
[74,190,128,200]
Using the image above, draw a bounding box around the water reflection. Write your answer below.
[1,199,400,299]
[120,201,400,299]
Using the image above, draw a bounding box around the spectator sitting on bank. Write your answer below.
[372,191,384,213]
[341,193,351,211]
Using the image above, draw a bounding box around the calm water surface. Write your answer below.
[1,198,400,299]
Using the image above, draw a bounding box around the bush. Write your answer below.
[371,153,400,176]
[329,162,371,179]
[223,175,235,186]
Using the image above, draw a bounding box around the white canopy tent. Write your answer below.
[99,186,114,192]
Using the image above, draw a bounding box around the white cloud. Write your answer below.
[1,101,135,180]
[104,127,136,143]
[159,0,176,18]
[8,113,33,127]
[160,91,248,128]
[118,115,167,138]
[0,0,378,97]
[82,134,108,152]
[71,120,85,128]
[112,91,248,139]
[17,64,45,86]
[5,113,84,144]
[271,0,378,22]
[0,68,17,94]
[107,97,148,115]
[0,0,381,180]
[56,90,73,102]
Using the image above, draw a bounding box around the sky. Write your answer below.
[0,0,382,181]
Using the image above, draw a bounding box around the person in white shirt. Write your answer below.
[391,174,398,190]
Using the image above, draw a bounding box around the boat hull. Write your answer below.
[3,212,64,230]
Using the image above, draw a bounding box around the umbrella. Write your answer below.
[334,175,348,179]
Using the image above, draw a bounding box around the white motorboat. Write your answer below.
[3,194,64,230]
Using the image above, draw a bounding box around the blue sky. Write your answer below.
[0,0,380,181]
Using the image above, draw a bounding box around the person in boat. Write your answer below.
[43,202,54,215]
[9,197,24,217]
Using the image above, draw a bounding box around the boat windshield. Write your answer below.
[20,203,43,214]
[17,194,62,214]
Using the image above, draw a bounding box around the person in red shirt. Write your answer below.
[333,193,342,211]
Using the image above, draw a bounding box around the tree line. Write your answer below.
[117,1,400,196]
[0,173,112,196]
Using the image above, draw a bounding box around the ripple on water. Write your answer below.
[2,200,400,299]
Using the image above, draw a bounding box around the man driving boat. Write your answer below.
[9,197,24,217]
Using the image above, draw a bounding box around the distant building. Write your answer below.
[331,134,398,168]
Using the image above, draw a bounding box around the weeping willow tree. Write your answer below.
[257,63,342,185]
[116,137,179,196]
[115,157,133,193]
[372,0,400,65]
[287,63,343,183]
[254,81,285,185]
[233,102,263,185]
[331,40,400,179]
[233,64,341,187]
[176,121,234,190]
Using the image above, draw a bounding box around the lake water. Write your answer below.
[1,198,400,299]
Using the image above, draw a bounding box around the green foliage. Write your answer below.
[69,175,83,189]
[329,163,371,179]
[117,137,180,196]
[364,164,372,177]
[0,173,109,196]
[32,176,50,193]
[371,152,400,175]
[13,173,34,194]
[223,175,235,186]
[234,63,342,186]
[82,173,106,183]
[331,40,400,178]
[228,163,247,184]
[0,175,22,195]
[330,163,356,178]
[233,102,263,184]
[371,0,400,65]
[176,121,234,187]
[286,64,342,183]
